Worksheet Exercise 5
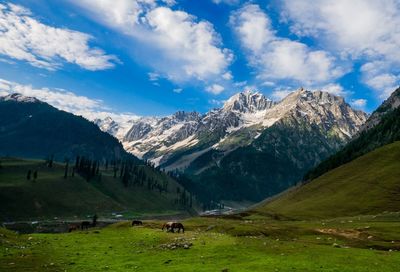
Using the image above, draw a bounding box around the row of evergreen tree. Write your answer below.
[24,153,218,211]
[65,155,196,209]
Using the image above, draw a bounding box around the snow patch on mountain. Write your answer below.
[0,93,40,103]
[94,88,368,167]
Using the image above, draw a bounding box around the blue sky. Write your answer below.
[1,0,399,120]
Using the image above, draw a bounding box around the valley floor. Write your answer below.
[1,212,400,271]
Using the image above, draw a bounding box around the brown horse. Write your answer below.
[171,222,184,233]
[68,223,80,232]
[162,222,184,233]
[131,220,143,226]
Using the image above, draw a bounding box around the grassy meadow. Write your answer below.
[0,158,192,221]
[1,213,400,271]
[1,144,399,271]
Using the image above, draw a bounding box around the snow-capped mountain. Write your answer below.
[120,90,276,163]
[122,111,201,159]
[0,93,40,103]
[222,90,275,113]
[95,89,367,167]
[93,88,367,201]
[262,88,367,139]
[93,116,136,140]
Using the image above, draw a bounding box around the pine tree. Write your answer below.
[27,170,32,180]
[64,160,69,179]
[75,156,80,169]
[48,155,54,168]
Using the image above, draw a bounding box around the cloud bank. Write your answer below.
[0,3,118,71]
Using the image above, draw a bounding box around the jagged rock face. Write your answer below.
[94,116,136,140]
[360,87,400,132]
[198,109,240,133]
[120,112,202,158]
[269,89,367,140]
[124,112,201,142]
[94,117,120,136]
[95,89,367,165]
[124,119,154,141]
[222,90,275,113]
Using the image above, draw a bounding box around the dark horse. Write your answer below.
[68,223,80,232]
[131,220,143,226]
[81,214,98,230]
[162,222,184,233]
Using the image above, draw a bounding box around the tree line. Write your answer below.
[24,153,223,212]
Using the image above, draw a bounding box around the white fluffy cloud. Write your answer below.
[0,78,137,122]
[148,72,160,82]
[173,88,182,93]
[206,84,225,94]
[230,4,343,86]
[281,0,400,98]
[212,0,240,5]
[70,0,232,85]
[0,3,118,70]
[145,7,232,81]
[350,99,367,109]
[361,61,399,98]
[230,4,274,53]
[70,0,158,33]
[318,83,349,97]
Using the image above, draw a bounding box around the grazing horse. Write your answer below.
[131,220,143,226]
[68,223,80,232]
[171,222,184,233]
[81,214,98,230]
[162,222,184,233]
[162,222,174,232]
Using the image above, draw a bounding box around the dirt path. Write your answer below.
[315,228,363,239]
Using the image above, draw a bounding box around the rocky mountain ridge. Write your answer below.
[97,88,367,168]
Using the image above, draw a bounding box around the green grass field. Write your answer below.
[1,143,399,271]
[1,213,400,271]
[256,141,400,219]
[0,158,192,221]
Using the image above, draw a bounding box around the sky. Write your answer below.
[0,0,400,121]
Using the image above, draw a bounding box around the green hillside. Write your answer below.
[0,158,193,221]
[0,97,131,161]
[256,141,400,219]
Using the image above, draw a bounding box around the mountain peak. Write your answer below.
[171,111,201,122]
[0,93,40,103]
[223,90,274,113]
[360,86,400,132]
[282,88,346,106]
